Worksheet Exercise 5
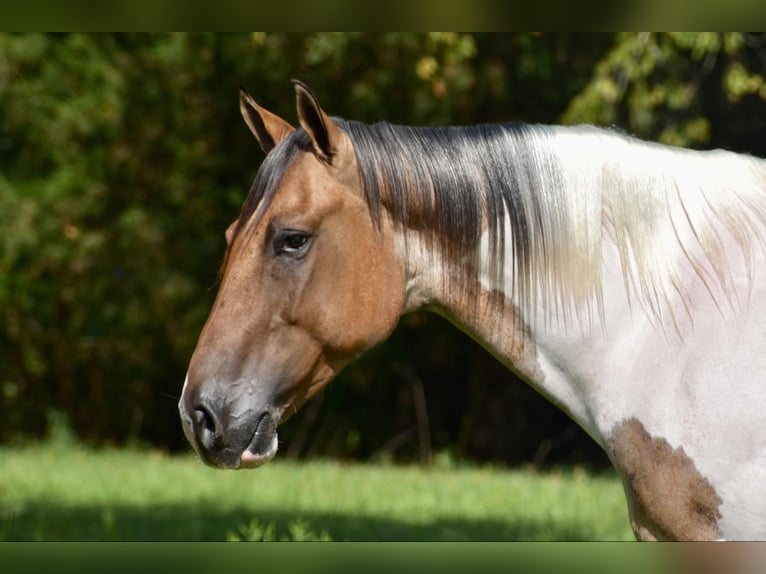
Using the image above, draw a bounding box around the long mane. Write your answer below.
[340,120,766,327]
[237,118,766,328]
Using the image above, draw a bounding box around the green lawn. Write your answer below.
[0,442,633,541]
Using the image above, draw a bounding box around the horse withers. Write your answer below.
[180,81,766,540]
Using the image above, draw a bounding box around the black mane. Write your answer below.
[338,120,546,290]
[235,119,548,309]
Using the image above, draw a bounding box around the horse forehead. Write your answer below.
[268,154,349,218]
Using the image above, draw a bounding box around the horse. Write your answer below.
[179,80,766,540]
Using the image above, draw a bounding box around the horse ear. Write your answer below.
[292,79,341,164]
[239,86,295,153]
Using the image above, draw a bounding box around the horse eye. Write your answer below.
[274,231,311,256]
[285,234,308,250]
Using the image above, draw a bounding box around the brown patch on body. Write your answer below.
[607,418,723,541]
[469,286,543,384]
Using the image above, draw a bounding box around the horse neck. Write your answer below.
[399,223,602,441]
[396,126,766,445]
[397,125,613,365]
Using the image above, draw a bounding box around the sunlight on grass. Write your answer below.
[0,442,632,541]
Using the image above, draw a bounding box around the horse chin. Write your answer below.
[239,413,279,469]
[239,436,277,468]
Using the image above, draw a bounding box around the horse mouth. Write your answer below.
[240,412,278,468]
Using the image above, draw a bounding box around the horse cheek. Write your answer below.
[312,233,404,354]
[343,230,405,352]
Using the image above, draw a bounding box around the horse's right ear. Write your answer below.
[239,86,295,153]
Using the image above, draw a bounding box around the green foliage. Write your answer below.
[563,33,766,151]
[1,33,765,467]
[227,519,332,542]
[0,33,311,445]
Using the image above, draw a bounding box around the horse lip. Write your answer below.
[240,412,278,468]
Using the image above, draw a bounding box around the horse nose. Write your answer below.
[180,377,275,469]
[181,384,246,468]
[191,396,224,454]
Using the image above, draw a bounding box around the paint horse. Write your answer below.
[180,81,766,540]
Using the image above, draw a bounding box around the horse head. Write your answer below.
[179,82,405,468]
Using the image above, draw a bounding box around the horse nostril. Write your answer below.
[193,401,222,452]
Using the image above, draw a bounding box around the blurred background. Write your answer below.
[2,33,765,468]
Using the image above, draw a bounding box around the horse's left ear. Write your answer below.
[240,86,295,154]
[292,79,342,164]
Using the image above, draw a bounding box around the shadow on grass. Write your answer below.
[0,501,617,541]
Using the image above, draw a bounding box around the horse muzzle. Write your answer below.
[179,375,279,469]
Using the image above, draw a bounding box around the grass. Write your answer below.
[0,441,634,541]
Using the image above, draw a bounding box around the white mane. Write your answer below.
[514,125,766,329]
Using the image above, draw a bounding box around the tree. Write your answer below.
[564,33,766,154]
